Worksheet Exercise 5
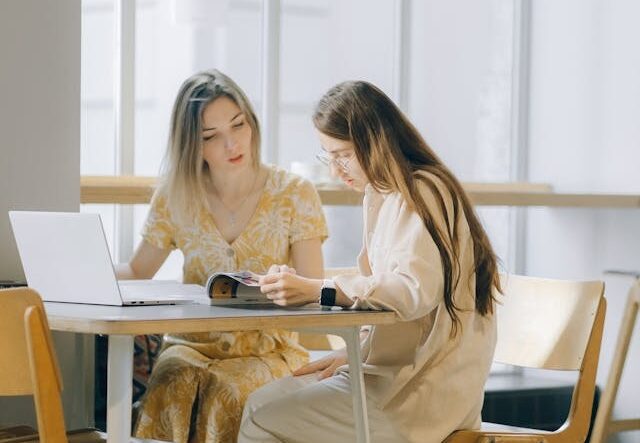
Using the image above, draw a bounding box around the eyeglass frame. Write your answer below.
[315,150,355,172]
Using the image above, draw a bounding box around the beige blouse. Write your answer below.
[334,173,497,443]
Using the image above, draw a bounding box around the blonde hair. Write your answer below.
[313,81,500,336]
[159,69,261,223]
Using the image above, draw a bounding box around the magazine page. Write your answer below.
[225,271,261,286]
[205,271,271,305]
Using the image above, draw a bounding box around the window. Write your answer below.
[81,0,526,278]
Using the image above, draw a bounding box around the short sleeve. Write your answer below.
[141,190,177,250]
[288,178,329,244]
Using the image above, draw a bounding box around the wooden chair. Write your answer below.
[590,277,640,442]
[0,287,163,443]
[445,274,606,443]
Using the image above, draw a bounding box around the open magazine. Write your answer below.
[204,271,271,305]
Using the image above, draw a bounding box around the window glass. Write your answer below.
[131,0,264,278]
[80,0,116,256]
[81,0,520,274]
[280,0,517,269]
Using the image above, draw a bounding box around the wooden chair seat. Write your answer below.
[0,429,103,443]
[480,422,551,434]
[0,428,167,442]
[0,426,38,441]
[449,422,552,442]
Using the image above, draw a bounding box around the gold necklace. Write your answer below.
[213,171,259,227]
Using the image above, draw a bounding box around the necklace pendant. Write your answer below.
[229,213,236,227]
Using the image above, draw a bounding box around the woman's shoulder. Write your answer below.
[147,184,193,226]
[378,170,452,209]
[146,185,169,210]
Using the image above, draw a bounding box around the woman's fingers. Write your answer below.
[260,273,297,295]
[260,273,315,306]
[294,348,347,379]
[265,264,297,276]
[259,272,281,286]
[293,357,333,376]
[260,281,281,294]
[317,365,337,380]
[260,272,289,292]
[293,360,324,376]
[292,364,314,376]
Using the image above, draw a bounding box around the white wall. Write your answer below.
[0,1,81,281]
[0,0,92,430]
[408,0,517,270]
[409,0,494,180]
[527,1,640,441]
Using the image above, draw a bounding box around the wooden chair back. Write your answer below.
[590,278,640,442]
[446,274,606,443]
[495,274,603,370]
[0,287,67,442]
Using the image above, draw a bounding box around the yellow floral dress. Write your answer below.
[134,166,328,443]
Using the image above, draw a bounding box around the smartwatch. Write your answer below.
[319,279,337,307]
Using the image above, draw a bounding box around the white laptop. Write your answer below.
[9,211,204,306]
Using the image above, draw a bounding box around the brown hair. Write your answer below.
[160,69,261,223]
[313,81,500,334]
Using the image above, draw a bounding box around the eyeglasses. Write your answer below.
[315,151,354,172]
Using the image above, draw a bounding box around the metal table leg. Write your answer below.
[106,334,134,443]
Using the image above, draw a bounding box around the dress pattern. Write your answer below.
[134,166,328,443]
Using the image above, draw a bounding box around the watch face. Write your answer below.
[321,287,337,306]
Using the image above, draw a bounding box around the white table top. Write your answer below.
[44,301,397,335]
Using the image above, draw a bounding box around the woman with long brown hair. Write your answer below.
[238,80,501,443]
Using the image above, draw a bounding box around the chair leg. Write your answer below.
[590,281,640,443]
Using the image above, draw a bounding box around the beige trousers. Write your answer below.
[238,372,408,443]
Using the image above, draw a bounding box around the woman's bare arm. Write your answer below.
[290,237,324,279]
[114,240,171,280]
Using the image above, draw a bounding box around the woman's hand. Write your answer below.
[266,264,297,275]
[259,266,322,307]
[293,348,348,380]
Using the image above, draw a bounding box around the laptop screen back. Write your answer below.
[9,211,123,305]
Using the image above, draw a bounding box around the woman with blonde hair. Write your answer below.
[115,69,328,443]
[239,80,501,443]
